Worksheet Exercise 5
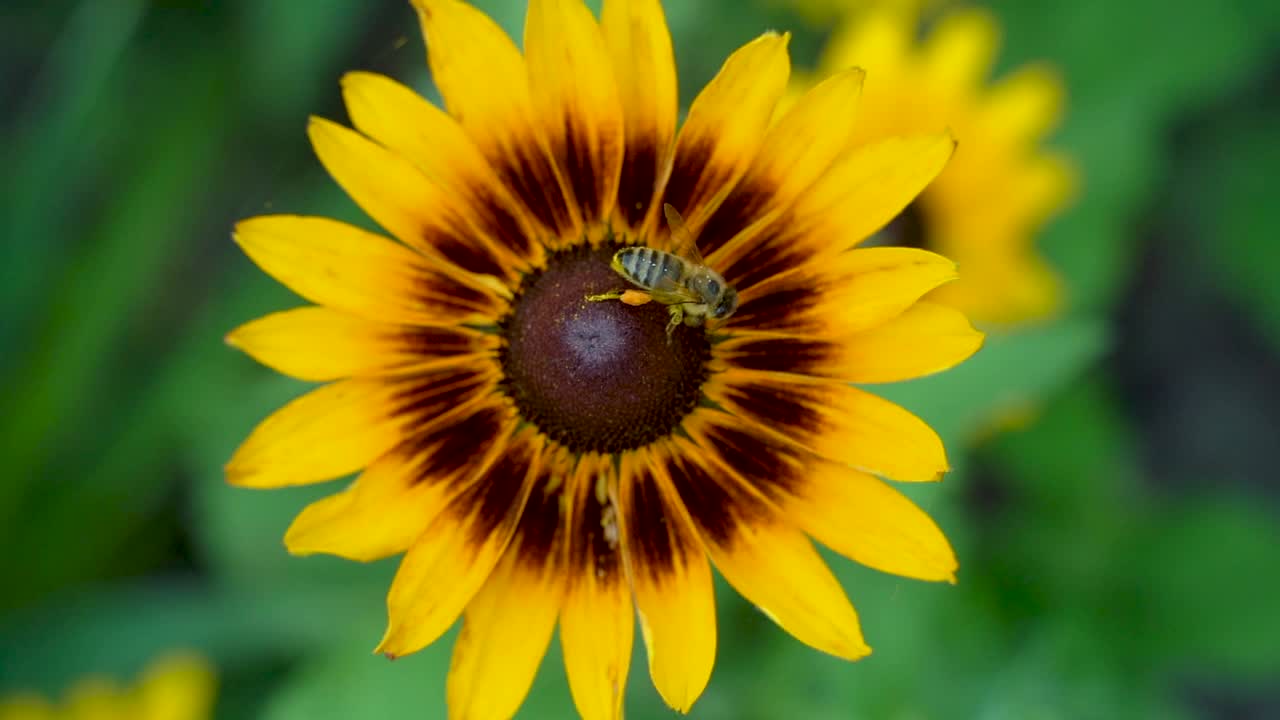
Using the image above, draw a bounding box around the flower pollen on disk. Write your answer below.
[224,0,984,718]
[790,3,1077,325]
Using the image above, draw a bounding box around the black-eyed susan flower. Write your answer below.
[0,654,215,720]
[226,0,983,718]
[791,3,1076,324]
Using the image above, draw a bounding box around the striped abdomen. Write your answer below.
[613,247,688,290]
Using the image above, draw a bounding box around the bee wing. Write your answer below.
[662,203,707,266]
[647,274,702,305]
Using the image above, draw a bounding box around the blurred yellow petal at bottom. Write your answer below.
[0,653,215,720]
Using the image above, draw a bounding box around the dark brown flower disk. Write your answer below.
[500,240,710,454]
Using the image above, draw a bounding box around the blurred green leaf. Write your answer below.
[261,636,452,720]
[978,377,1147,654]
[0,56,228,475]
[0,0,146,355]
[235,0,389,124]
[988,375,1141,517]
[0,581,383,695]
[966,619,1191,720]
[1123,496,1280,678]
[1199,114,1280,350]
[261,631,582,720]
[0,48,236,607]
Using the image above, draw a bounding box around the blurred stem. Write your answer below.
[0,52,230,542]
[0,0,147,364]
[0,270,280,610]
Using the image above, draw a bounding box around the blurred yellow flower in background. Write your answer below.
[0,654,215,720]
[788,0,940,25]
[791,2,1076,325]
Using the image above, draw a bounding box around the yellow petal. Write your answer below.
[226,378,416,488]
[560,453,633,720]
[285,451,447,562]
[618,450,716,713]
[680,413,955,582]
[917,8,999,99]
[725,246,958,335]
[753,66,866,202]
[600,0,677,230]
[135,653,218,720]
[840,301,984,383]
[226,306,499,382]
[660,438,869,660]
[377,424,538,658]
[233,215,503,325]
[310,117,505,279]
[796,133,956,249]
[995,250,1063,324]
[339,72,543,276]
[659,32,790,236]
[818,5,912,78]
[696,378,949,483]
[284,388,510,561]
[412,0,574,236]
[1016,152,1077,225]
[700,67,864,260]
[525,0,624,225]
[787,459,957,583]
[978,63,1065,147]
[447,448,573,720]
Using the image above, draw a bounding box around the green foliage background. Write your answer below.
[2,0,1278,717]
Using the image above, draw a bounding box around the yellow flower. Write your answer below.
[0,654,215,720]
[793,3,1076,324]
[787,0,937,25]
[225,0,982,718]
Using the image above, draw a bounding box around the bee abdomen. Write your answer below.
[618,247,682,289]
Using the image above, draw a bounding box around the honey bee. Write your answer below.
[587,204,739,338]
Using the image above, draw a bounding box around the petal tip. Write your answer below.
[372,637,399,661]
[230,218,257,247]
[838,640,873,662]
[755,29,792,49]
[339,70,371,87]
[306,115,342,140]
[964,328,988,360]
[223,464,253,487]
[373,630,396,657]
[282,527,317,557]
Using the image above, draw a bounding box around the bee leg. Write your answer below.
[664,305,684,343]
[585,289,653,306]
[585,290,626,302]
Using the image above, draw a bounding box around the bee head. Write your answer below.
[710,286,738,319]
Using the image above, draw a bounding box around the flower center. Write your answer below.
[499,236,710,454]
